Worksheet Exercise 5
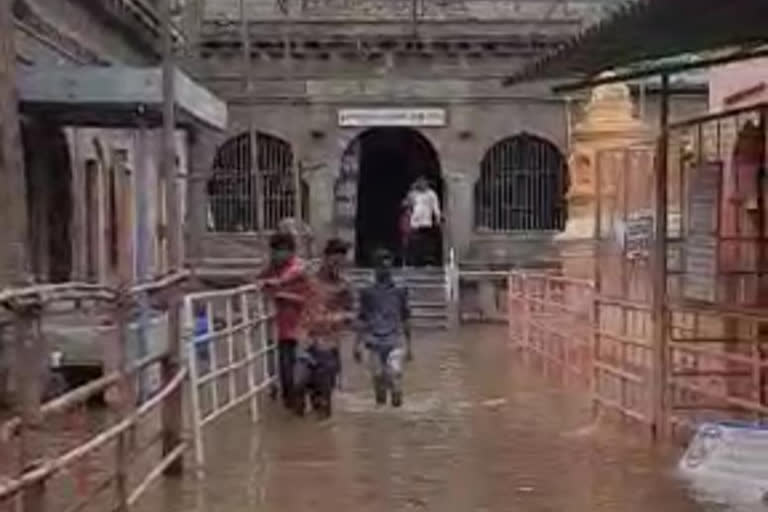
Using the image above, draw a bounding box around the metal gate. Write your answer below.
[184,285,277,471]
[474,133,568,231]
[207,132,297,232]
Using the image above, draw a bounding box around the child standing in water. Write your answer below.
[354,248,412,407]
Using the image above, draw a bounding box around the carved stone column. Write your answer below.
[444,170,472,261]
[559,75,654,242]
[558,75,654,280]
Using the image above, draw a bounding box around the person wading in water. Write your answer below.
[354,248,413,407]
[257,232,312,414]
[299,239,355,419]
[399,198,412,266]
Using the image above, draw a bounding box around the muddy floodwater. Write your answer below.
[135,326,753,512]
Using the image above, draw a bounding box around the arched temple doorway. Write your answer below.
[21,121,73,282]
[474,133,568,232]
[335,128,443,266]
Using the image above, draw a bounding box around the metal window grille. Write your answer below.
[207,132,299,232]
[474,133,568,232]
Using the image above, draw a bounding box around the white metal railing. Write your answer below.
[183,284,277,473]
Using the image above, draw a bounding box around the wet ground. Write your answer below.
[139,326,743,512]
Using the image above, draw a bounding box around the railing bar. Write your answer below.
[0,368,186,499]
[593,395,649,423]
[226,298,237,402]
[195,347,273,386]
[126,442,187,507]
[205,300,220,410]
[671,343,768,367]
[523,346,589,378]
[593,361,645,384]
[595,330,650,349]
[673,381,768,414]
[241,292,259,422]
[1,352,167,438]
[187,315,273,344]
[671,370,754,378]
[200,376,277,428]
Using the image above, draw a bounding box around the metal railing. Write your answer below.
[183,284,277,472]
[0,273,187,512]
[508,272,593,388]
[509,270,768,437]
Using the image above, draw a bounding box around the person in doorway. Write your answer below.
[406,176,442,267]
[399,198,412,266]
[301,238,355,419]
[257,232,312,414]
[354,248,412,407]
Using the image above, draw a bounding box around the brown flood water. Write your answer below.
[135,326,749,512]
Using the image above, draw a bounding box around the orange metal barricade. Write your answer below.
[510,270,768,436]
[508,272,594,389]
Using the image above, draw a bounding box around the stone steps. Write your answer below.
[346,267,450,330]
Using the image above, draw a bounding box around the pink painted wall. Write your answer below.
[709,57,768,110]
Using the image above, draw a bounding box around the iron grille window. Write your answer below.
[207,132,303,232]
[474,133,568,232]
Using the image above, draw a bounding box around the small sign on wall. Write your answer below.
[624,211,654,260]
[683,161,722,303]
[338,108,447,127]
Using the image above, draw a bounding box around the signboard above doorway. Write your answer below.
[338,108,447,127]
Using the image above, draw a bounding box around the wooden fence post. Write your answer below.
[0,0,30,287]
[113,290,132,512]
[651,73,671,439]
[16,303,46,512]
[160,0,184,477]
[521,276,531,363]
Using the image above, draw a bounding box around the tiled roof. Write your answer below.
[504,0,768,86]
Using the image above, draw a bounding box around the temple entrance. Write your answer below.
[335,128,443,267]
[21,122,73,282]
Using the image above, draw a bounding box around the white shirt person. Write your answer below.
[407,178,441,229]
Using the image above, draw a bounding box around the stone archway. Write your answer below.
[21,121,73,282]
[335,127,443,266]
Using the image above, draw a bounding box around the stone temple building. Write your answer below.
[186,0,607,267]
[185,0,707,269]
[10,0,193,285]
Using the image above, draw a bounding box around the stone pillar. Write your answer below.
[186,126,222,263]
[445,170,473,261]
[559,77,653,242]
[558,75,654,278]
[0,0,28,286]
[307,166,335,248]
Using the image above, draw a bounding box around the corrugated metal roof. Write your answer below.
[18,67,228,130]
[504,0,768,86]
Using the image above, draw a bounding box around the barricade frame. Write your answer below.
[183,284,277,473]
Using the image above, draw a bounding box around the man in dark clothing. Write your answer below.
[354,248,412,407]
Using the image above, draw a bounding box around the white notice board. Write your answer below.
[338,108,447,127]
[683,161,722,303]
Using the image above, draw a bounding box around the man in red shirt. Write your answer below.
[301,238,355,419]
[258,232,312,413]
